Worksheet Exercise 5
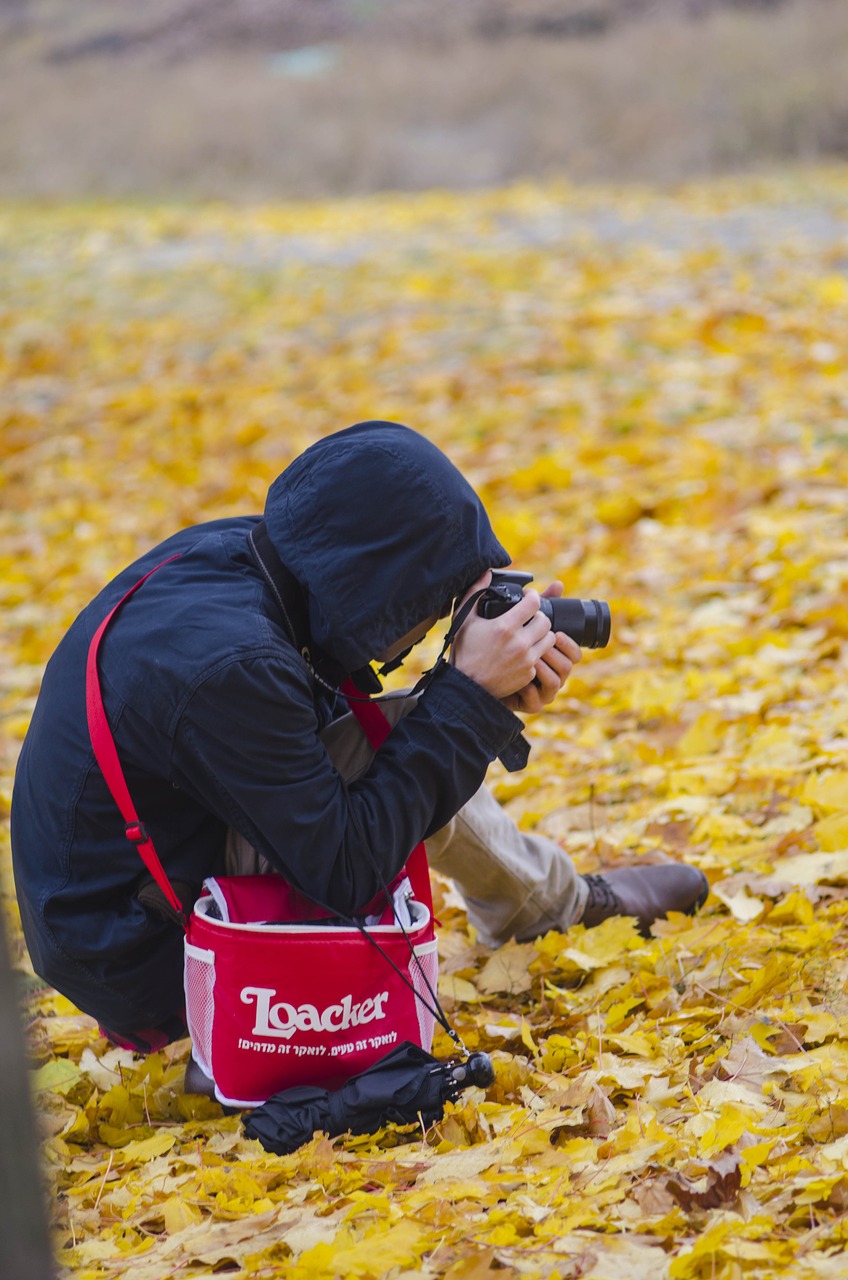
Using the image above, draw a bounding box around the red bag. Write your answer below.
[184,848,437,1106]
[87,558,439,1107]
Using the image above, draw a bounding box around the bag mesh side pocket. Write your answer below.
[184,941,216,1079]
[409,939,439,1051]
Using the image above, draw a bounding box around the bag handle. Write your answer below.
[85,556,189,930]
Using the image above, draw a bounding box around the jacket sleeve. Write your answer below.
[170,652,524,912]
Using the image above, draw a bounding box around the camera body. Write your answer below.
[478,571,611,649]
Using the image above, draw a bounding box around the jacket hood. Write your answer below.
[263,421,510,672]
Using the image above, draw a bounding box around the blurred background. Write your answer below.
[2,0,846,199]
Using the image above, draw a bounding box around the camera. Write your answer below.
[478,571,611,649]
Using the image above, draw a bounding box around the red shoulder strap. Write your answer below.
[85,556,188,930]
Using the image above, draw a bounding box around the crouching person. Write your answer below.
[11,421,707,1086]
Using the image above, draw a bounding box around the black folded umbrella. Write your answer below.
[243,1041,495,1155]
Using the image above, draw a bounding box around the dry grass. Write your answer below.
[0,0,847,198]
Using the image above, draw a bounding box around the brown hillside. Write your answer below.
[0,0,844,197]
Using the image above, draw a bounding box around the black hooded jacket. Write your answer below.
[11,423,526,1032]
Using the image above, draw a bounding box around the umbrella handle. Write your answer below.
[445,1052,495,1094]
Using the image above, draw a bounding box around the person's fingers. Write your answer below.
[513,686,546,714]
[529,635,582,707]
[527,629,557,667]
[509,588,544,624]
[553,633,582,665]
[535,653,572,701]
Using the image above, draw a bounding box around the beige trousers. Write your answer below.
[226,694,587,947]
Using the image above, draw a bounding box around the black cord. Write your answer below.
[306,593,491,1041]
[342,784,462,1047]
[287,864,456,1043]
[301,588,490,706]
[247,528,484,1045]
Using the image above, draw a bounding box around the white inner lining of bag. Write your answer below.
[193,888,430,935]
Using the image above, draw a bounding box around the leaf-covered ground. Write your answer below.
[3,171,848,1279]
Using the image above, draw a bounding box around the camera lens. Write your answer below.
[543,597,611,649]
[581,599,611,649]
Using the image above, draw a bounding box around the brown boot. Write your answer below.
[580,864,708,936]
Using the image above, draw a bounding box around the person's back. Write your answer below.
[12,517,278,1031]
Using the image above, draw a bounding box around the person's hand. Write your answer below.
[451,572,562,703]
[501,581,582,713]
